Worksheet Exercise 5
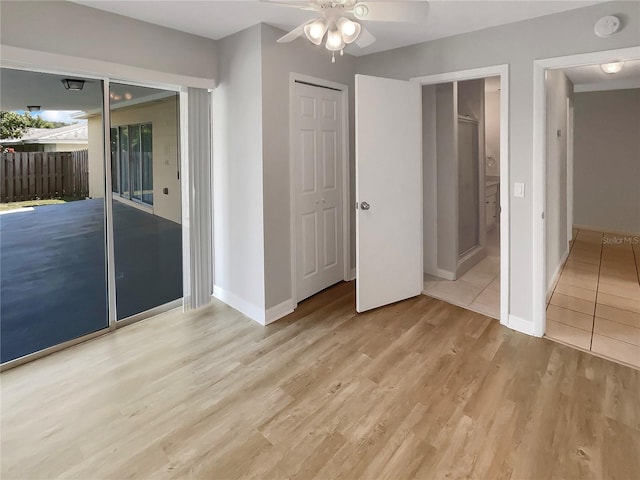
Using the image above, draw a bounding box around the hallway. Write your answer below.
[546,229,640,368]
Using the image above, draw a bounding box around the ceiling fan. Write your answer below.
[270,0,430,62]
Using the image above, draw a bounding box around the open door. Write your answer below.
[355,75,423,312]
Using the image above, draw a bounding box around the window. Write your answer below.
[110,123,153,206]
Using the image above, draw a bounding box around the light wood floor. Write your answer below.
[546,229,640,368]
[2,282,639,479]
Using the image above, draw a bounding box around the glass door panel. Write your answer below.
[109,83,182,320]
[0,68,108,363]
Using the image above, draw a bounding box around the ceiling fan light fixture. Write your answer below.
[325,27,345,51]
[353,4,369,19]
[337,17,361,43]
[304,18,328,45]
[600,61,624,74]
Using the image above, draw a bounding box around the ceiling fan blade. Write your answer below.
[352,1,429,23]
[277,21,310,43]
[355,26,376,48]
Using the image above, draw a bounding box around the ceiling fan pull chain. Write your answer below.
[332,51,336,63]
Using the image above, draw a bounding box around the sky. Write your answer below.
[15,110,87,125]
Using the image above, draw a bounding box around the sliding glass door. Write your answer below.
[0,68,108,363]
[0,70,185,367]
[109,83,183,321]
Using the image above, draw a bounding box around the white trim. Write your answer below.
[179,88,192,308]
[411,64,510,327]
[349,267,356,281]
[426,267,456,281]
[265,299,295,325]
[566,98,574,244]
[0,45,215,90]
[213,285,267,325]
[532,46,640,339]
[288,73,351,306]
[508,315,536,336]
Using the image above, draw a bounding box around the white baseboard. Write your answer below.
[265,298,295,325]
[349,268,356,281]
[212,285,266,325]
[508,315,537,336]
[546,247,570,301]
[425,267,456,281]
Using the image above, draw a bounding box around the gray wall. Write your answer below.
[213,25,266,312]
[213,24,356,313]
[356,1,640,324]
[436,82,458,274]
[573,88,640,233]
[260,24,356,309]
[485,89,501,176]
[422,85,438,274]
[0,1,218,80]
[545,69,573,288]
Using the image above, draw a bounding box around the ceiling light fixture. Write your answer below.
[303,16,362,63]
[600,62,624,74]
[61,79,85,91]
[26,105,41,112]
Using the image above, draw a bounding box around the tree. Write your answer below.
[0,111,30,139]
[0,111,72,139]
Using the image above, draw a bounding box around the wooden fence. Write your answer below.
[0,150,89,203]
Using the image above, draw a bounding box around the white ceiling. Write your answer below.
[71,0,603,56]
[561,60,640,92]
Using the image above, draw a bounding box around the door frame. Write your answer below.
[532,46,640,337]
[289,72,351,307]
[566,97,574,244]
[0,49,212,370]
[412,64,510,326]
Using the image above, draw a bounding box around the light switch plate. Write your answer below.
[514,182,525,198]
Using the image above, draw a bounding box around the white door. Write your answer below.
[355,75,423,312]
[293,82,344,302]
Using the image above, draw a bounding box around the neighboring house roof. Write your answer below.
[2,124,88,145]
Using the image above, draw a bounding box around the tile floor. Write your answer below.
[423,228,501,319]
[546,228,640,369]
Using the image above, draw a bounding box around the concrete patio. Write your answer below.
[1,198,182,363]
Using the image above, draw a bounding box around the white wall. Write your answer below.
[484,90,501,176]
[0,1,217,80]
[545,69,573,289]
[573,88,640,233]
[355,1,640,327]
[213,25,266,317]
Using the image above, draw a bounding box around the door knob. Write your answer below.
[360,201,370,210]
